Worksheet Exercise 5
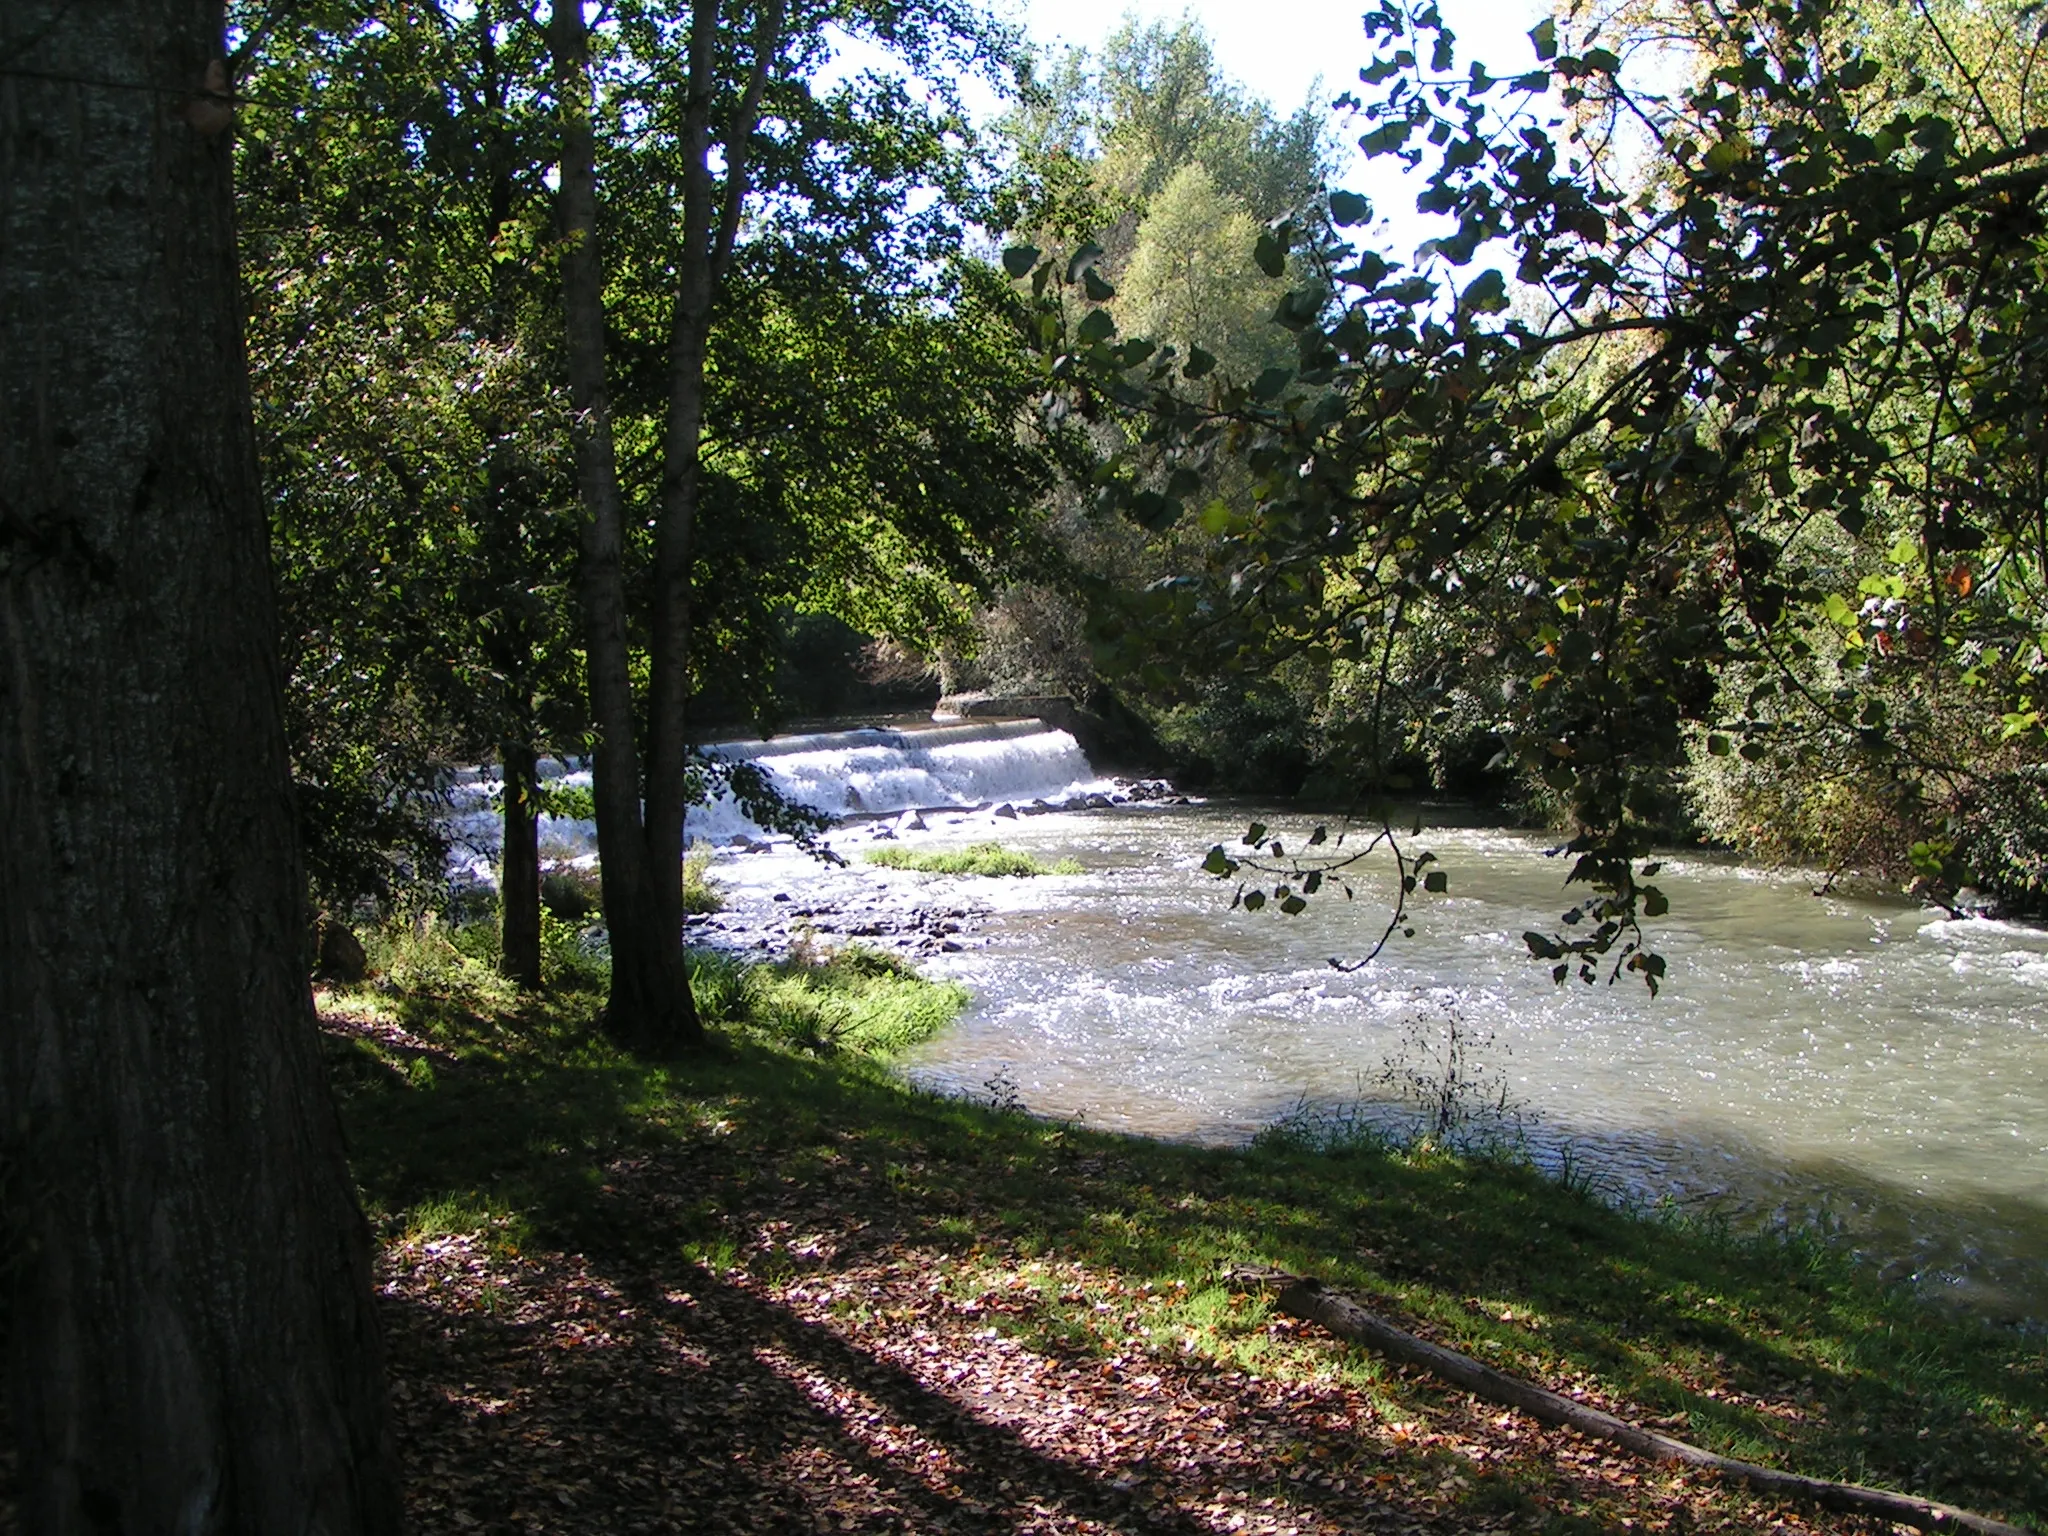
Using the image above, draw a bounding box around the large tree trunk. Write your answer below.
[548,0,702,1049]
[0,3,404,1530]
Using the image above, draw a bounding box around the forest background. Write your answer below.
[253,0,2048,990]
[5,0,2048,1526]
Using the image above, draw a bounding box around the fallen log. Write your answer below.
[1226,1264,2037,1536]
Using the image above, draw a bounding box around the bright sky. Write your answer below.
[820,0,1566,261]
[1002,0,1558,257]
[1004,0,1553,124]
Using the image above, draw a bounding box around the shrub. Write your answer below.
[540,863,602,919]
[1687,734,1933,884]
[689,944,968,1054]
[1149,679,1315,794]
[683,845,723,913]
[863,842,1082,876]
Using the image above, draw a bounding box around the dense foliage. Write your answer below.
[1017,0,2048,981]
[236,0,1073,1000]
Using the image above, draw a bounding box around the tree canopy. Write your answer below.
[1017,0,2048,982]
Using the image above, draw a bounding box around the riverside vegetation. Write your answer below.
[864,841,1086,877]
[14,0,2048,1524]
[297,914,2048,1535]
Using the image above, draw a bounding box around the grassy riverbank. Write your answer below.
[864,840,1085,876]
[320,930,2048,1534]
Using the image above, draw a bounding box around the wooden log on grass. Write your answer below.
[1225,1265,2036,1536]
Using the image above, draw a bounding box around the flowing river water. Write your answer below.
[707,794,2048,1324]
[452,720,2048,1321]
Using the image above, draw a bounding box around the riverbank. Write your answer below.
[316,930,2047,1534]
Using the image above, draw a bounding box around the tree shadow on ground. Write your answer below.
[381,1246,1447,1535]
[334,1023,2048,1533]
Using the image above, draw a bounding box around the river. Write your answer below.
[708,798,2048,1323]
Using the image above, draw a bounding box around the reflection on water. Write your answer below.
[714,802,2048,1320]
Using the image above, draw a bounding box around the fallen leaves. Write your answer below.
[363,1135,1921,1535]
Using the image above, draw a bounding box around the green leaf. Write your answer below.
[1254,230,1287,279]
[1908,839,1950,877]
[1705,139,1748,174]
[1082,268,1117,302]
[1243,890,1267,911]
[1202,845,1238,877]
[1077,308,1116,344]
[1251,366,1293,401]
[1328,189,1372,226]
[1460,268,1508,314]
[1280,895,1308,915]
[1001,244,1040,279]
[1244,822,1268,845]
[1423,870,1448,893]
[1529,17,1557,60]
[1183,346,1218,380]
[1066,241,1104,283]
[1642,889,1669,918]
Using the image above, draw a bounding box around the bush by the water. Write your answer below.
[863,841,1082,877]
[690,942,967,1054]
[682,845,723,912]
[360,903,609,997]
[540,848,720,923]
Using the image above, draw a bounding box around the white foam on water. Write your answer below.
[442,720,1116,879]
[687,720,1114,843]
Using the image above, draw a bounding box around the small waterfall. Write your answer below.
[688,719,1112,842]
[443,718,1116,877]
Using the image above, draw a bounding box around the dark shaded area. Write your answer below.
[692,613,939,736]
[0,1397,14,1535]
[382,1257,1234,1534]
[326,1011,2048,1534]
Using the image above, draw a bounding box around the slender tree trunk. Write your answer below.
[548,0,701,1048]
[477,43,551,996]
[641,2,785,965]
[0,2,403,1530]
[638,4,722,996]
[499,741,544,988]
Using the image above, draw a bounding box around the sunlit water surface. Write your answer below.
[709,801,2048,1320]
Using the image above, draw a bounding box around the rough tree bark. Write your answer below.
[0,2,404,1530]
[547,0,783,1050]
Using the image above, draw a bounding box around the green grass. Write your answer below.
[862,840,1083,876]
[682,844,723,913]
[319,934,2048,1532]
[688,942,969,1054]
